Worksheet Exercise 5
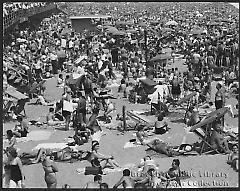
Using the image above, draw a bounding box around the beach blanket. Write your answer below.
[32,143,68,151]
[16,130,52,143]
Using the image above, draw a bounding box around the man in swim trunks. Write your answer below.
[113,169,135,188]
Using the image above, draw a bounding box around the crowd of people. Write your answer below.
[3,2,53,18]
[2,2,239,188]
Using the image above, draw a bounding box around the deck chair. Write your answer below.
[193,125,220,155]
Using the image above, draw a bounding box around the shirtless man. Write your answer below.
[113,169,135,188]
[85,175,102,188]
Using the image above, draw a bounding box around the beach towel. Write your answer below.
[16,130,52,143]
[123,141,142,149]
[32,143,68,151]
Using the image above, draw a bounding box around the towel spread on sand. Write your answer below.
[32,143,68,151]
[16,130,52,143]
[123,141,142,149]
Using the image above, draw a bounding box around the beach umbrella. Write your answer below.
[150,54,172,62]
[165,20,178,26]
[205,107,230,119]
[43,18,51,22]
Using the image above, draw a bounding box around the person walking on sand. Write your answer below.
[113,169,135,188]
[40,149,58,188]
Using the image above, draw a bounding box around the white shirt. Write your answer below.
[63,100,74,112]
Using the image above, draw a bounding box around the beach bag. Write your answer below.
[84,166,102,175]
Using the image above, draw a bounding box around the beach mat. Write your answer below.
[32,143,68,151]
[16,130,52,143]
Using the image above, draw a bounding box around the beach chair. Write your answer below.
[193,126,220,155]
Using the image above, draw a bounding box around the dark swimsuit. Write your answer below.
[8,164,23,182]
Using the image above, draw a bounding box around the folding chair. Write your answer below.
[193,125,220,155]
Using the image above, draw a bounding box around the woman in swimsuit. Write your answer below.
[3,147,25,188]
[215,83,225,110]
[40,150,58,188]
[91,142,121,169]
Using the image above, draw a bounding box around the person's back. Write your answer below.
[122,176,135,188]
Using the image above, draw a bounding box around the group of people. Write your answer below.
[2,2,239,188]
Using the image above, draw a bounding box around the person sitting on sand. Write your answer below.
[46,107,65,126]
[113,169,135,188]
[12,116,29,138]
[135,124,155,145]
[37,93,55,106]
[210,121,231,154]
[155,113,170,135]
[227,144,238,171]
[185,106,200,126]
[135,166,167,188]
[85,175,102,188]
[90,142,121,170]
[137,156,159,175]
[165,159,182,188]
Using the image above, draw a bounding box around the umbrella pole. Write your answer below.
[184,100,190,121]
[123,105,127,131]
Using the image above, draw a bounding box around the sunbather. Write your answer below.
[165,159,182,188]
[90,142,121,170]
[227,144,238,171]
[12,116,29,138]
[46,107,65,126]
[85,175,102,188]
[210,121,231,154]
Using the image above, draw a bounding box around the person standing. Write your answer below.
[3,147,25,188]
[40,150,58,188]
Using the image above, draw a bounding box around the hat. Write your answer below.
[194,77,200,81]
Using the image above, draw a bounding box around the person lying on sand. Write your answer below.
[146,139,195,157]
[137,156,159,175]
[113,169,135,188]
[20,147,86,164]
[227,144,238,171]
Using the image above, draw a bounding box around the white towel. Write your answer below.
[32,143,68,151]
[16,130,52,143]
[123,142,141,149]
